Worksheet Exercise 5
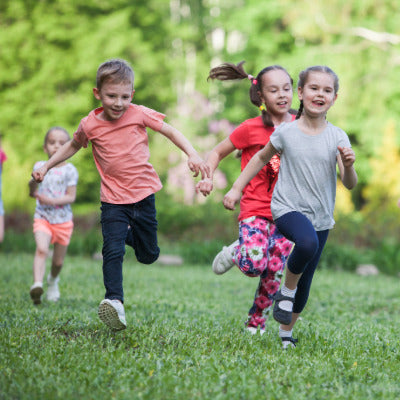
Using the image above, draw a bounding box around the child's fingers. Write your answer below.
[223,193,236,210]
[188,162,200,177]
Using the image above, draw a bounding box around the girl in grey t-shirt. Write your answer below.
[223,66,357,348]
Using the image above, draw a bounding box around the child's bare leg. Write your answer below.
[284,269,302,290]
[51,243,68,278]
[280,313,300,331]
[46,242,67,302]
[33,231,51,283]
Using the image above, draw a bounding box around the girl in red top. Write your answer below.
[197,61,296,346]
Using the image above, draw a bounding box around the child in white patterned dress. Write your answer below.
[29,127,78,305]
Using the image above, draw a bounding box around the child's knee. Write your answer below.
[137,249,160,265]
[237,258,265,277]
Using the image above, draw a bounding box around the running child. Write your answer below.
[32,58,209,330]
[196,61,295,336]
[29,127,78,305]
[223,66,357,348]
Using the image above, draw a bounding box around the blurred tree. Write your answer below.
[0,0,400,227]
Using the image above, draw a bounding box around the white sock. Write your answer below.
[281,284,297,298]
[48,274,59,283]
[279,327,293,338]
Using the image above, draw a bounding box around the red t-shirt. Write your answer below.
[229,115,295,221]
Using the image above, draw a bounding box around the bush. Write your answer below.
[318,241,373,272]
[373,238,400,276]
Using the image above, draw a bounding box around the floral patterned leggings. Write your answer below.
[232,216,293,331]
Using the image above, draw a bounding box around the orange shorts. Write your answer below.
[33,219,74,246]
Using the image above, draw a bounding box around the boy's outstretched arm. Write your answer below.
[158,122,210,179]
[35,185,77,206]
[223,141,277,210]
[196,138,236,196]
[32,139,82,183]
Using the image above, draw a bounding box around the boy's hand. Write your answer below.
[338,146,355,168]
[223,187,241,211]
[187,154,210,180]
[32,165,48,183]
[195,178,213,196]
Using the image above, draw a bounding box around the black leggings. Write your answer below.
[274,211,329,313]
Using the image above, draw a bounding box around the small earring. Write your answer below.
[259,105,266,111]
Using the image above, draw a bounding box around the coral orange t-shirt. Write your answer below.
[74,104,165,204]
[229,115,295,221]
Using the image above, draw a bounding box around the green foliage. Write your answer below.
[318,241,373,272]
[2,254,400,399]
[372,238,400,276]
[2,0,400,258]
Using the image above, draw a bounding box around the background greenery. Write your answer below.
[1,0,400,265]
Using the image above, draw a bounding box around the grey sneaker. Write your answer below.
[272,290,294,325]
[30,282,43,305]
[47,274,60,302]
[98,299,127,331]
[212,240,238,275]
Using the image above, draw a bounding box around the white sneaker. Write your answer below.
[212,240,238,275]
[246,326,266,336]
[98,299,127,331]
[47,274,60,302]
[30,282,43,305]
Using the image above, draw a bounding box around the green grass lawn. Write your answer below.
[1,253,400,400]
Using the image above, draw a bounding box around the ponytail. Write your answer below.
[208,61,294,128]
[295,101,303,119]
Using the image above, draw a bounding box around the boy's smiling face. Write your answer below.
[93,81,135,121]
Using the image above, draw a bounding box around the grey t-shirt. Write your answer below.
[270,120,351,230]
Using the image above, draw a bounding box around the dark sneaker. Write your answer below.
[30,282,43,305]
[272,290,294,325]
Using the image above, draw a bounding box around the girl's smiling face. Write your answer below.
[298,71,337,117]
[258,69,293,118]
[93,81,134,121]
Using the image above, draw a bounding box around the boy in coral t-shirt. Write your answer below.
[32,58,209,331]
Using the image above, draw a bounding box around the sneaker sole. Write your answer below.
[98,302,126,331]
[30,287,43,305]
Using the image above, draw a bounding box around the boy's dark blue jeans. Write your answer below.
[100,194,160,303]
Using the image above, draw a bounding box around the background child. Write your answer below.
[196,61,295,335]
[0,133,7,244]
[32,58,209,330]
[29,127,78,305]
[223,66,357,348]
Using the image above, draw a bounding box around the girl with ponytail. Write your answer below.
[197,61,296,342]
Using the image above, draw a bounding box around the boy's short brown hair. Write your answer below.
[96,59,134,90]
